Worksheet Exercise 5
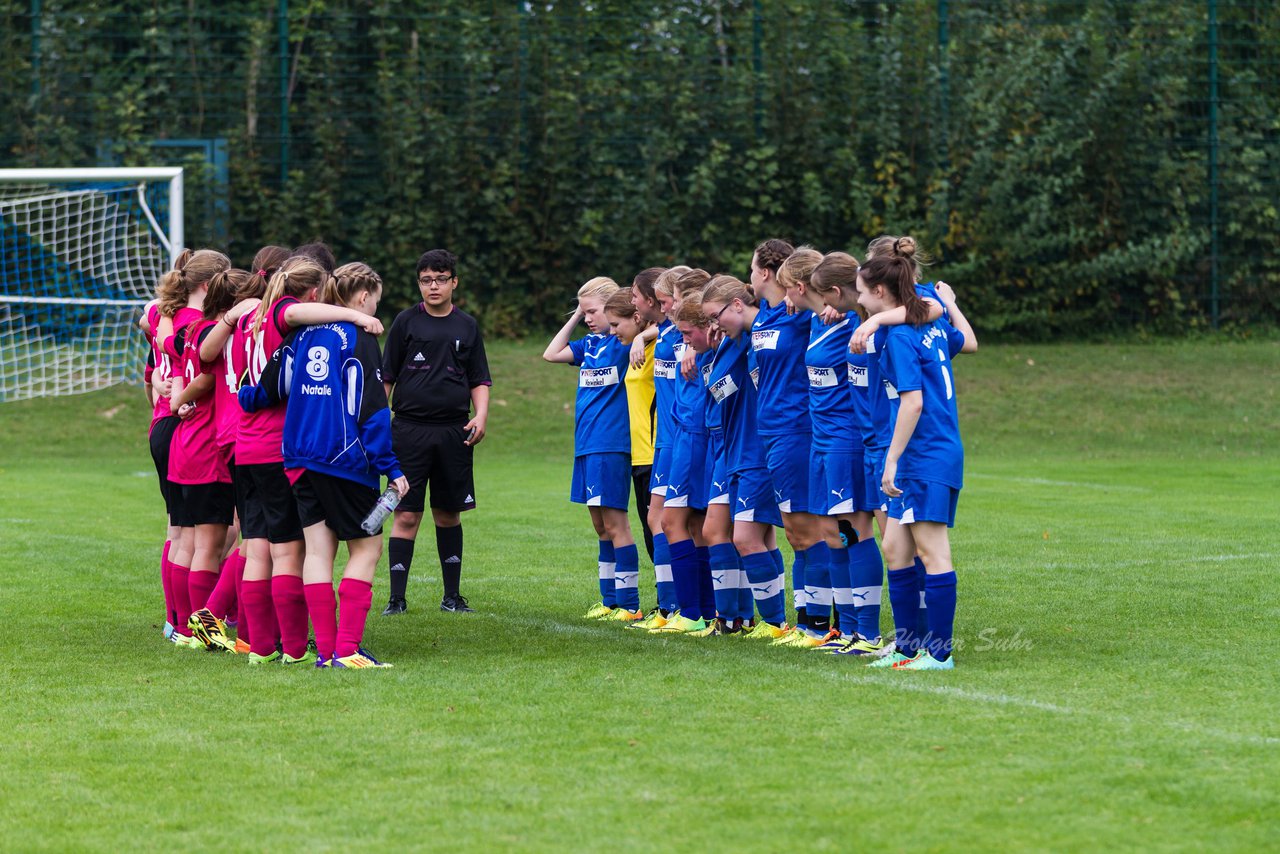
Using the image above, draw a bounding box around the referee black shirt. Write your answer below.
[382,304,491,425]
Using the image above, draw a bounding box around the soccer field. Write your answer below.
[2,339,1277,850]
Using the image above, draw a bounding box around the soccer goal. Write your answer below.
[0,167,184,402]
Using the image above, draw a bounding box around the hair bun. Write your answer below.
[894,236,917,258]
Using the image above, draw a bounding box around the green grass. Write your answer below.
[2,339,1278,851]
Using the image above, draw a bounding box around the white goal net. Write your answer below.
[0,168,184,402]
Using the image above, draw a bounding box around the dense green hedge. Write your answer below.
[1,1,1275,335]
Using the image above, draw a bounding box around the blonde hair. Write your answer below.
[654,265,693,298]
[675,291,709,327]
[155,248,231,317]
[577,276,619,305]
[776,247,823,291]
[322,262,383,307]
[203,269,253,321]
[252,257,330,335]
[809,251,859,297]
[701,274,755,309]
[866,235,929,281]
[674,268,711,297]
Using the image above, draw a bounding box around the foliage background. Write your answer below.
[1,0,1274,336]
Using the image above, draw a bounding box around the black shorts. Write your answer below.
[237,462,304,543]
[292,470,381,541]
[392,419,476,514]
[149,416,183,522]
[180,481,235,527]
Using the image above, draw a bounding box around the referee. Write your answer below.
[380,249,491,615]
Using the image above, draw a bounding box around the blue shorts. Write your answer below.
[570,452,631,510]
[809,448,859,515]
[665,428,709,511]
[649,445,673,498]
[762,432,811,514]
[887,478,960,527]
[729,467,783,527]
[866,449,888,512]
[860,448,883,513]
[707,431,730,506]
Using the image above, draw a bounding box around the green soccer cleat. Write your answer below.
[867,649,917,668]
[171,633,204,649]
[792,629,841,650]
[742,620,790,641]
[651,614,707,634]
[282,649,317,666]
[583,602,614,620]
[893,651,955,671]
[829,634,891,657]
[627,608,666,630]
[188,608,236,653]
[688,617,734,637]
[608,607,645,623]
[247,650,282,665]
[332,648,393,669]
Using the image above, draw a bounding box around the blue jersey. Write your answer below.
[652,320,681,448]
[569,333,632,457]
[706,333,766,474]
[702,342,723,434]
[241,322,402,489]
[805,312,858,453]
[879,321,966,489]
[750,298,812,435]
[672,340,709,435]
[847,349,872,446]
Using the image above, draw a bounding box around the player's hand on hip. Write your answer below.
[463,417,486,446]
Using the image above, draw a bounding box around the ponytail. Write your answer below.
[859,255,929,325]
[203,269,253,320]
[155,248,230,317]
[252,257,327,335]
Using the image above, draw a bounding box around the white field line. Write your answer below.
[488,612,1280,748]
[967,473,1152,493]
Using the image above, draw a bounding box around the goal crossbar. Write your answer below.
[0,168,183,267]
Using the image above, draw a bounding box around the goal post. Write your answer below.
[0,167,184,402]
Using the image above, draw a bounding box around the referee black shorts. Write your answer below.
[392,419,476,514]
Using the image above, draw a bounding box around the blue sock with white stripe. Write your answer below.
[791,548,808,626]
[736,557,755,622]
[652,533,677,614]
[668,538,700,620]
[708,543,739,621]
[887,566,920,655]
[924,571,957,661]
[851,538,884,640]
[913,556,929,647]
[613,543,640,611]
[827,543,856,637]
[743,551,787,625]
[803,541,833,634]
[696,546,715,620]
[597,540,616,607]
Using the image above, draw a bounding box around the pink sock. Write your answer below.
[271,574,310,659]
[171,563,193,636]
[240,579,278,656]
[234,553,250,645]
[335,578,373,658]
[188,570,218,613]
[204,549,240,619]
[160,541,174,627]
[303,582,338,660]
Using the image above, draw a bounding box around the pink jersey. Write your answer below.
[204,317,239,452]
[169,319,231,485]
[233,296,299,465]
[146,304,175,431]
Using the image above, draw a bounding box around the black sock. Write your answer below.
[811,614,831,633]
[388,537,414,600]
[437,524,463,598]
[795,606,809,628]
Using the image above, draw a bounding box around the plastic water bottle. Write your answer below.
[360,485,402,535]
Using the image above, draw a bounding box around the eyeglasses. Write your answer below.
[418,275,454,286]
[710,301,735,325]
